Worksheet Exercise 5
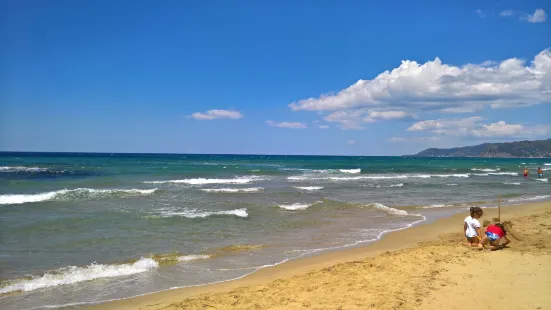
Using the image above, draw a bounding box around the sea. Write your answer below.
[1,153,550,309]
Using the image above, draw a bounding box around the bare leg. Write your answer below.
[478,236,489,250]
[488,239,501,251]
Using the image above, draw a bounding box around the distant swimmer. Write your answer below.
[537,167,544,178]
[523,168,529,178]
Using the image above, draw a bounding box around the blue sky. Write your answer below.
[1,0,550,155]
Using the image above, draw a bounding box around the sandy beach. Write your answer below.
[89,200,551,310]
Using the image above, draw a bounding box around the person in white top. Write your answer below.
[463,206,483,247]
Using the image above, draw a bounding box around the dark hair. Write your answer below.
[495,223,507,235]
[469,206,483,217]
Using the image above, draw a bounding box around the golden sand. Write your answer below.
[90,201,551,310]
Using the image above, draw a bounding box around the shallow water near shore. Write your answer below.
[1,153,550,309]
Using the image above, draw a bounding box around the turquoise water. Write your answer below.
[0,153,549,309]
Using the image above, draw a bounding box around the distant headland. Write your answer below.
[410,138,551,158]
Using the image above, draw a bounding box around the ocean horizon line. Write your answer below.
[1,151,550,159]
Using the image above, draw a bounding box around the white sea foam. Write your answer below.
[177,255,211,262]
[432,173,470,178]
[288,173,470,182]
[389,183,404,187]
[471,168,500,172]
[278,203,311,210]
[200,187,263,193]
[544,163,551,166]
[508,195,551,202]
[372,183,405,188]
[0,258,158,294]
[144,176,261,185]
[294,186,324,191]
[536,178,548,182]
[0,188,159,205]
[489,172,518,176]
[0,166,49,172]
[472,172,518,177]
[421,204,454,209]
[503,182,521,185]
[339,168,361,174]
[152,208,248,218]
[371,203,413,216]
[446,183,458,186]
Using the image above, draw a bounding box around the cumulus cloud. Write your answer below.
[319,125,330,129]
[526,9,547,23]
[348,140,356,145]
[324,110,367,130]
[191,109,243,120]
[407,117,551,138]
[289,48,551,119]
[322,109,413,130]
[364,110,412,122]
[265,120,307,129]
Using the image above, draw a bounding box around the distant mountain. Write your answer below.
[411,139,551,158]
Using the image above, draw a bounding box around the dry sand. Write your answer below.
[91,201,551,310]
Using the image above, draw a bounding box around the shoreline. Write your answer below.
[88,200,551,310]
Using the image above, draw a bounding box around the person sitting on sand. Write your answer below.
[537,167,544,178]
[463,207,483,247]
[478,222,511,251]
[523,168,529,178]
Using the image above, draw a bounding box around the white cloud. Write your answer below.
[289,48,551,121]
[324,110,367,130]
[526,9,547,23]
[500,10,515,17]
[265,120,307,129]
[348,140,356,145]
[319,125,330,129]
[191,109,243,120]
[364,110,411,122]
[322,109,412,129]
[407,117,551,138]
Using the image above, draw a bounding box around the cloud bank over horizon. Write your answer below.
[287,48,551,140]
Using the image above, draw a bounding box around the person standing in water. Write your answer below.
[537,167,544,178]
[523,167,529,179]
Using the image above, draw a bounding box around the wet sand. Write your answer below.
[90,201,551,309]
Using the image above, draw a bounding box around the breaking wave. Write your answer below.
[471,168,500,172]
[0,258,159,294]
[0,252,211,294]
[0,188,159,205]
[278,203,312,210]
[472,172,518,176]
[536,178,548,182]
[144,176,262,185]
[294,186,324,191]
[0,166,49,172]
[339,168,361,174]
[371,203,419,216]
[146,208,248,219]
[421,204,455,209]
[287,173,471,181]
[508,195,551,202]
[200,187,263,193]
